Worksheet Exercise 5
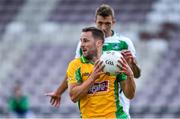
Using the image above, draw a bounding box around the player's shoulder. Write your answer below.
[114,32,131,42]
[114,32,134,45]
[69,58,81,66]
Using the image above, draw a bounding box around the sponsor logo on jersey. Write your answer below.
[88,80,109,94]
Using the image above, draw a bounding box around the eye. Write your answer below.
[98,22,103,25]
[105,22,111,26]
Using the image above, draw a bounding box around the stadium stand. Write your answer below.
[0,0,24,34]
[49,0,156,23]
[0,0,180,118]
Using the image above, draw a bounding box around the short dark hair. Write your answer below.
[95,4,115,19]
[82,26,104,43]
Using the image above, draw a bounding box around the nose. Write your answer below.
[80,41,85,48]
[101,24,106,32]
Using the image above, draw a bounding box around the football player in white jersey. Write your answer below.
[46,4,141,118]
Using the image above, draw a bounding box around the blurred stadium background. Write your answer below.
[0,0,180,118]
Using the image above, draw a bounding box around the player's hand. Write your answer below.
[121,50,136,66]
[90,59,105,81]
[117,57,134,77]
[45,92,61,108]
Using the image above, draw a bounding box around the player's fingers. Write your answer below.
[50,98,54,105]
[117,59,126,68]
[117,64,127,72]
[56,100,60,108]
[99,71,106,75]
[117,64,122,70]
[50,97,54,103]
[45,92,53,96]
[121,51,133,58]
[51,98,56,106]
[54,100,59,107]
[118,70,126,74]
[125,55,133,59]
[121,57,128,64]
[94,60,100,69]
[121,66,128,72]
[94,59,100,66]
[121,50,130,54]
[98,64,105,71]
[95,60,103,70]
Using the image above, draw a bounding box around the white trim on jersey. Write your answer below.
[75,42,81,58]
[114,32,136,58]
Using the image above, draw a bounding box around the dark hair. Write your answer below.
[95,4,115,19]
[82,26,104,43]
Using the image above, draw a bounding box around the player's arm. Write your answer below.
[55,75,68,95]
[45,41,81,107]
[121,50,141,78]
[117,57,136,99]
[45,75,68,107]
[68,77,95,103]
[129,58,141,78]
[68,60,104,103]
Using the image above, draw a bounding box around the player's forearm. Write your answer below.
[121,75,136,99]
[69,78,95,103]
[56,75,68,95]
[130,62,141,78]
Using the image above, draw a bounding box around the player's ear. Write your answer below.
[96,40,103,47]
[112,18,116,26]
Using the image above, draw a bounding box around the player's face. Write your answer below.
[95,15,115,37]
[80,31,98,59]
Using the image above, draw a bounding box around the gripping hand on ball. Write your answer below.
[121,50,135,65]
[90,59,105,81]
[121,50,141,78]
[117,57,134,77]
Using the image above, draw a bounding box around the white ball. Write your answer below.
[100,51,122,75]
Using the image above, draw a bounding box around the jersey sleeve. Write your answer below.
[67,59,82,84]
[121,36,136,57]
[116,73,127,82]
[67,60,79,84]
[125,38,136,57]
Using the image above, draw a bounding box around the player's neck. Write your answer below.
[105,30,113,38]
[90,49,102,63]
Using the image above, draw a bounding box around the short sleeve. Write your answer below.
[67,59,82,84]
[121,36,136,57]
[67,60,79,84]
[116,73,127,82]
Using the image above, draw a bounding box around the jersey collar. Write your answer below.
[80,55,94,64]
[111,30,115,36]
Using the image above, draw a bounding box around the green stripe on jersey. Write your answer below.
[114,80,128,119]
[102,41,128,52]
[75,67,82,84]
[78,101,82,118]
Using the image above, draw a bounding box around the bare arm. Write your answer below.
[128,59,141,78]
[120,75,135,99]
[117,57,136,99]
[56,74,68,95]
[68,76,95,103]
[45,74,68,107]
[68,60,104,103]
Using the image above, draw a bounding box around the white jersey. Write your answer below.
[75,31,136,118]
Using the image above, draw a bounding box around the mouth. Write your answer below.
[82,48,87,55]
